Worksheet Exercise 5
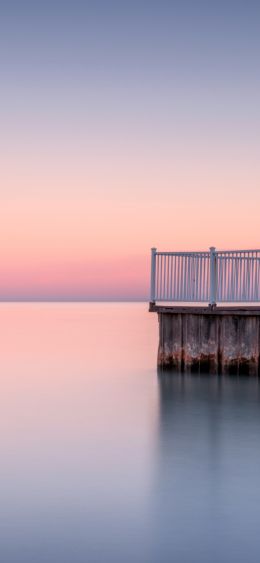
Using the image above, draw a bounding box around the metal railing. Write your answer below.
[150,247,260,305]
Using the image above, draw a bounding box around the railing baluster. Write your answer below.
[163,255,167,301]
[173,256,178,301]
[180,256,183,301]
[150,248,157,302]
[159,254,162,301]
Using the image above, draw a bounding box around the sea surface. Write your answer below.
[1,302,260,562]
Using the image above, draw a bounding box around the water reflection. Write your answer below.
[0,303,158,563]
[153,373,260,562]
[1,304,260,562]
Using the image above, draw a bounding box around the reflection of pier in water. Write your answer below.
[151,373,260,563]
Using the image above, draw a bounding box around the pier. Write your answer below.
[149,248,260,375]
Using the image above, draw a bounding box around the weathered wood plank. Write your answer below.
[155,309,260,375]
[149,303,260,316]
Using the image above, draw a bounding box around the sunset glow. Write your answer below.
[1,1,260,299]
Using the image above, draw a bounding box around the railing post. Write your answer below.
[209,246,217,307]
[150,247,157,304]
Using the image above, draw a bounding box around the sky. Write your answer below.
[1,0,260,300]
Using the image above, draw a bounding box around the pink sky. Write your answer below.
[1,157,260,300]
[1,1,260,299]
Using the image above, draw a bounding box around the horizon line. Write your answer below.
[0,298,148,303]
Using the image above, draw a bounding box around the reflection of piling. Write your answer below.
[150,304,260,375]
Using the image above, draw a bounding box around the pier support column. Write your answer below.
[151,306,260,375]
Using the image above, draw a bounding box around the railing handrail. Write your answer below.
[216,249,260,254]
[155,251,210,256]
[155,249,260,255]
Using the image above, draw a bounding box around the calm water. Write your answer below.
[1,303,260,562]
